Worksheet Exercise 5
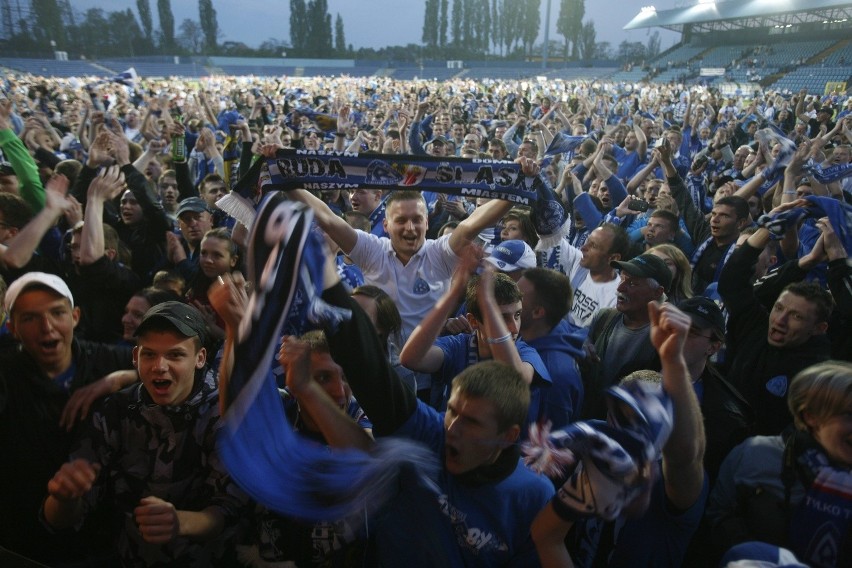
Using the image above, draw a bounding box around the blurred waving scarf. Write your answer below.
[758,195,852,252]
[523,381,672,521]
[805,195,852,253]
[804,160,852,184]
[219,149,569,244]
[219,193,437,522]
[291,109,339,133]
[754,126,797,195]
[544,132,588,157]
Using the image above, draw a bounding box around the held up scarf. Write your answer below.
[219,192,437,522]
[219,149,570,247]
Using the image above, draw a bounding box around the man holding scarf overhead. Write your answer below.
[290,159,539,341]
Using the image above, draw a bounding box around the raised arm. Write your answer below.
[0,175,71,269]
[446,157,540,254]
[279,335,373,451]
[399,247,479,373]
[80,166,125,265]
[649,302,706,511]
[0,99,45,212]
[289,187,358,253]
[475,265,534,384]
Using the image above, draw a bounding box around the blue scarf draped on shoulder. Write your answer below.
[218,192,437,522]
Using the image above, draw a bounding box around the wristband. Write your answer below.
[334,132,346,137]
[486,333,512,345]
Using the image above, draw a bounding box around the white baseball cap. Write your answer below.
[5,272,74,313]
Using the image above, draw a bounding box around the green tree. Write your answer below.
[136,0,153,40]
[451,0,461,46]
[618,39,646,63]
[178,18,203,52]
[334,13,346,56]
[157,0,175,50]
[290,0,307,52]
[77,8,110,57]
[557,0,584,60]
[31,0,64,47]
[521,0,540,57]
[478,0,490,52]
[501,0,522,55]
[461,0,473,48]
[491,0,502,54]
[579,19,596,60]
[305,0,332,55]
[108,9,144,56]
[647,30,661,60]
[423,0,438,47]
[199,0,218,52]
[439,0,448,47]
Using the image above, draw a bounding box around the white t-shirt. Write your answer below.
[539,238,619,328]
[349,232,458,341]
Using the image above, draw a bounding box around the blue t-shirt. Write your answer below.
[376,401,555,567]
[431,333,551,431]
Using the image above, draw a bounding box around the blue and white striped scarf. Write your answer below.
[219,192,437,522]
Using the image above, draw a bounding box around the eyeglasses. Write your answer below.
[687,326,714,340]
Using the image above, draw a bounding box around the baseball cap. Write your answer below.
[677,296,725,339]
[176,197,210,218]
[484,240,536,273]
[713,175,735,190]
[5,272,74,312]
[427,135,448,147]
[134,301,208,343]
[0,161,15,176]
[611,254,673,292]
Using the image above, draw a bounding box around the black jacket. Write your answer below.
[68,255,142,343]
[718,243,831,435]
[700,364,754,485]
[0,339,133,563]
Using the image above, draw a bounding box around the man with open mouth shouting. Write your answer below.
[42,301,248,566]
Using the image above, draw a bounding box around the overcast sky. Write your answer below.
[68,0,681,52]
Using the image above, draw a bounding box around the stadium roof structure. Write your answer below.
[624,0,852,33]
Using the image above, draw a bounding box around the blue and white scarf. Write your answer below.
[220,149,569,246]
[219,192,437,522]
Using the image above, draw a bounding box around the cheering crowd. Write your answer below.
[0,70,850,567]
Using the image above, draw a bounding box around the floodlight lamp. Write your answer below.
[640,6,656,14]
[698,0,715,5]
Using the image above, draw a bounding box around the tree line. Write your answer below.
[0,0,221,58]
[0,0,662,64]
